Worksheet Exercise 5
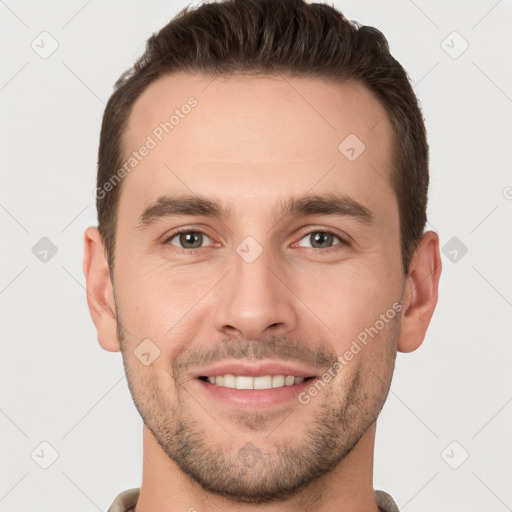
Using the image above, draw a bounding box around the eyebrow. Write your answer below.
[136,192,374,230]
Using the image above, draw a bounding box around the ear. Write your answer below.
[82,226,120,352]
[398,230,442,353]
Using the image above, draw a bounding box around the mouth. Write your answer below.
[191,361,320,409]
[197,374,316,389]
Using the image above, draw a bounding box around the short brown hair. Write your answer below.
[97,0,429,276]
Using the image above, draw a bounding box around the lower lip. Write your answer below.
[195,377,318,409]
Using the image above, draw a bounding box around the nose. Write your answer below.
[213,244,298,341]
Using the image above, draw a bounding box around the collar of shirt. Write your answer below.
[107,487,400,512]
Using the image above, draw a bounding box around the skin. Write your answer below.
[83,72,442,512]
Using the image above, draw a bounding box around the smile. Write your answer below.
[198,374,315,390]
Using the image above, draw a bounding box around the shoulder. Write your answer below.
[375,489,400,512]
[107,488,140,512]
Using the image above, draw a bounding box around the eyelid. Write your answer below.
[292,227,350,249]
[162,226,218,250]
[162,226,350,252]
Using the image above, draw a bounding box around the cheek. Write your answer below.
[293,262,401,349]
[114,261,216,339]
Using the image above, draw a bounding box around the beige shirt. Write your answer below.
[107,487,400,512]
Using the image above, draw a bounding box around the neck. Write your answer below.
[134,423,381,512]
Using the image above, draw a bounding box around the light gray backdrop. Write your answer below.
[1,1,511,511]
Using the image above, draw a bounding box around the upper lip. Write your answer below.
[192,361,319,379]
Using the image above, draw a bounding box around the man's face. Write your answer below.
[113,72,404,502]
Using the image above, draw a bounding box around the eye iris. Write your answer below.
[311,232,333,248]
[180,232,203,248]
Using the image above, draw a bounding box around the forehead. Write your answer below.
[120,72,396,227]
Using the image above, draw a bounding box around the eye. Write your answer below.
[166,230,212,250]
[295,230,345,249]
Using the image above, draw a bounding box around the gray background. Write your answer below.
[1,0,511,510]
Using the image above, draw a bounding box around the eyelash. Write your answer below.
[291,229,349,251]
[163,228,349,254]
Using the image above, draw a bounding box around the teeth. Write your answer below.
[254,376,272,389]
[205,374,306,390]
[272,375,285,388]
[236,376,253,390]
[284,375,295,386]
[223,374,236,388]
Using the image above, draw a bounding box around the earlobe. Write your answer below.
[82,226,120,352]
[398,231,442,353]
